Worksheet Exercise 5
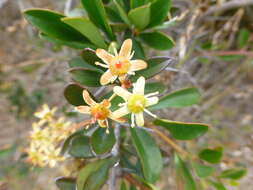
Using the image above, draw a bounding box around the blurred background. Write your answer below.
[0,0,252,189]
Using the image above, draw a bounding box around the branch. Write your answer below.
[204,0,253,16]
[108,124,121,190]
[124,174,150,190]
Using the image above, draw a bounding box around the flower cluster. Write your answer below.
[27,104,73,167]
[75,39,159,130]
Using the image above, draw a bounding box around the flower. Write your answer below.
[34,104,57,121]
[95,39,147,85]
[75,90,124,131]
[27,105,72,168]
[112,77,159,127]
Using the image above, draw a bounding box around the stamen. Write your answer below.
[127,71,135,75]
[85,125,90,129]
[145,91,159,98]
[118,103,126,107]
[113,48,118,56]
[110,76,117,83]
[131,113,135,127]
[95,62,108,68]
[129,51,135,59]
[105,120,110,134]
[144,109,157,118]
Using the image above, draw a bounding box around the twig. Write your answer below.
[204,0,253,16]
[64,0,75,15]
[148,125,189,157]
[108,124,121,190]
[124,174,150,190]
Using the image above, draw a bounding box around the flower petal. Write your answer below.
[119,39,132,58]
[146,97,159,107]
[113,86,132,100]
[135,112,144,126]
[133,76,145,95]
[83,90,96,106]
[118,74,127,83]
[75,106,90,114]
[100,70,115,85]
[96,49,114,64]
[130,60,147,71]
[98,120,107,128]
[109,114,126,123]
[112,106,129,118]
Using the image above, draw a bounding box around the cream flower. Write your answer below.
[112,77,159,127]
[75,90,124,131]
[95,39,147,85]
[34,104,57,121]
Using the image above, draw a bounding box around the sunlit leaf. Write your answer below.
[130,127,163,183]
[150,88,201,110]
[128,4,150,29]
[62,17,107,48]
[24,9,89,44]
[148,0,171,28]
[139,31,174,50]
[153,119,208,140]
[81,0,114,39]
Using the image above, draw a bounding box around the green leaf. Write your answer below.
[130,127,163,183]
[128,4,150,29]
[61,17,107,48]
[120,181,127,190]
[91,127,116,154]
[198,147,223,164]
[111,23,129,33]
[64,83,86,106]
[149,88,201,110]
[175,154,197,190]
[139,31,174,50]
[192,162,214,178]
[148,0,171,28]
[40,33,93,49]
[237,28,250,48]
[153,119,209,140]
[132,39,145,59]
[105,6,124,23]
[69,135,94,158]
[61,129,85,154]
[77,158,116,190]
[131,56,173,81]
[145,82,166,94]
[113,0,131,25]
[55,177,76,190]
[69,68,101,87]
[81,0,114,39]
[208,180,227,190]
[23,9,88,43]
[130,0,149,9]
[81,48,104,67]
[219,168,247,180]
[68,57,102,72]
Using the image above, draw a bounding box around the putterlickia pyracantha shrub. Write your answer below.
[24,0,247,189]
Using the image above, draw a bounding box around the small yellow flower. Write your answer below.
[112,77,159,127]
[75,90,124,131]
[34,104,57,121]
[95,39,147,85]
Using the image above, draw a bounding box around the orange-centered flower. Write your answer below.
[111,77,159,127]
[75,90,124,130]
[95,39,147,85]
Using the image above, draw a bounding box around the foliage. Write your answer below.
[23,0,247,189]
